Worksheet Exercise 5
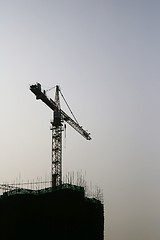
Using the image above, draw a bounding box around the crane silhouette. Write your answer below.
[30,83,91,187]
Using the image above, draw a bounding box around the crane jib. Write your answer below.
[30,83,91,140]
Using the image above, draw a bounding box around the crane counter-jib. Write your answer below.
[30,84,58,112]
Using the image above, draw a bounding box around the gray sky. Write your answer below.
[0,1,160,239]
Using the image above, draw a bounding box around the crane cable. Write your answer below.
[45,85,79,125]
[59,89,79,125]
[46,86,56,92]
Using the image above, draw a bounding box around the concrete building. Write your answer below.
[0,184,104,240]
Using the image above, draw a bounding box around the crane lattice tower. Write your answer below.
[30,83,91,188]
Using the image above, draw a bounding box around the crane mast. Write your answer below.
[51,85,62,187]
[30,83,91,188]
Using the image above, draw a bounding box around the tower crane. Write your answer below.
[30,83,91,188]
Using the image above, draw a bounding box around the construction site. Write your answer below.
[0,83,104,239]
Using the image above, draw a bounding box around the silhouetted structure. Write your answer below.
[30,83,91,188]
[0,184,104,240]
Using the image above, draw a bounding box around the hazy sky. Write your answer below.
[0,1,160,239]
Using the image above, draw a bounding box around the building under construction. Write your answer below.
[0,183,104,240]
[0,83,104,239]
